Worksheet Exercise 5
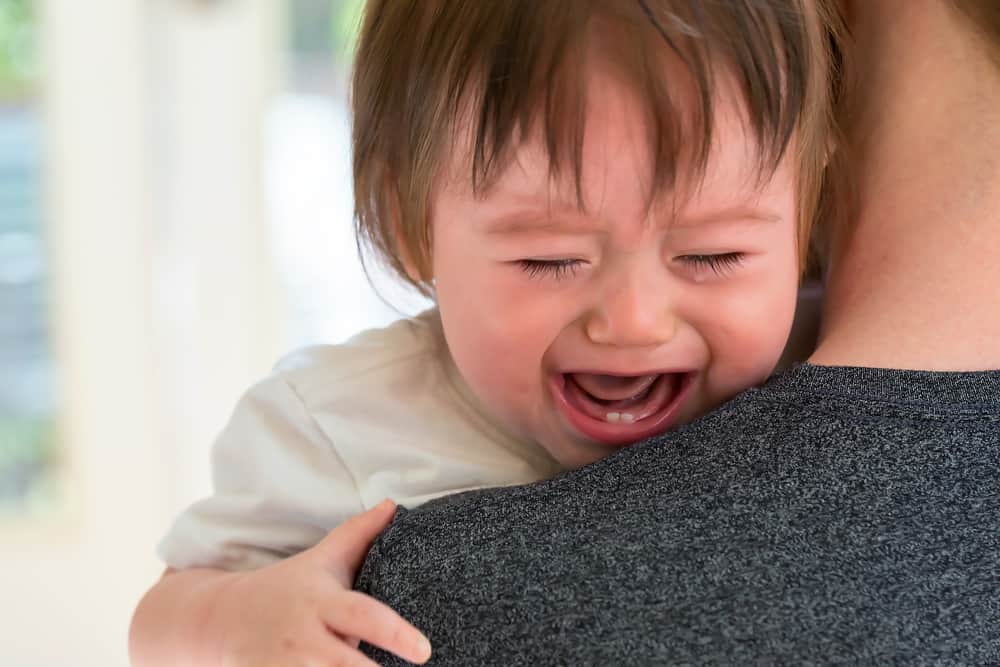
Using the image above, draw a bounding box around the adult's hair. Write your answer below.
[951,0,1000,63]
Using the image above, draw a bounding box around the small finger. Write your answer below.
[322,591,432,664]
[319,500,398,582]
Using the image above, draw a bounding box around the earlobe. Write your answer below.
[396,234,429,285]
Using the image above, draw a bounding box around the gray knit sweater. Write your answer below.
[357,364,1000,665]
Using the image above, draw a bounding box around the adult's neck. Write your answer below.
[811,0,1000,371]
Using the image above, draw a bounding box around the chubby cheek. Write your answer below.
[700,263,799,401]
[432,226,566,431]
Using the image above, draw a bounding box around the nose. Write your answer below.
[584,274,677,348]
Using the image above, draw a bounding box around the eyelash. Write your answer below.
[517,259,584,280]
[516,253,746,281]
[677,252,746,277]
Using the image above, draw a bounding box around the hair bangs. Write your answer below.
[454,0,814,212]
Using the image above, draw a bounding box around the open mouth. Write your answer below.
[551,371,695,447]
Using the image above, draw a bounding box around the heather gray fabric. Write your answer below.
[356,364,1000,665]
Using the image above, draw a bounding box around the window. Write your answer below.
[265,0,428,349]
[0,0,59,514]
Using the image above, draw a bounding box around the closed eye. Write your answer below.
[517,258,585,280]
[676,252,746,277]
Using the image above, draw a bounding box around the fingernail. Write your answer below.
[415,635,432,662]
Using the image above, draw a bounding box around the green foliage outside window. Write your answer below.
[0,416,57,507]
[0,0,52,512]
[331,0,365,61]
[290,0,364,63]
[0,0,36,99]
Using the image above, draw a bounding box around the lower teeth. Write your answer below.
[606,412,636,424]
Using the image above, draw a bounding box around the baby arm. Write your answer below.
[129,363,435,666]
[129,500,431,667]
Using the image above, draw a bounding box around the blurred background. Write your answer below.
[1,1,426,664]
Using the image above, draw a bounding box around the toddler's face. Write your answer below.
[430,68,800,468]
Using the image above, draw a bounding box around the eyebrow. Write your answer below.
[484,203,782,235]
[479,190,599,235]
[484,214,598,236]
[675,206,784,226]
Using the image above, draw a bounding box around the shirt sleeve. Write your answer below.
[157,373,366,571]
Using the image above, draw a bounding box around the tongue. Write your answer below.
[564,372,681,423]
[570,373,659,403]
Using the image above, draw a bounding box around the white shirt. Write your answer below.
[157,309,561,571]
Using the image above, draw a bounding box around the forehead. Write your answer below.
[438,60,786,217]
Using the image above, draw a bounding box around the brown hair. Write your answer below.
[951,0,1000,64]
[352,0,846,296]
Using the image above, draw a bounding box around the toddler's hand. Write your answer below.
[216,500,431,666]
